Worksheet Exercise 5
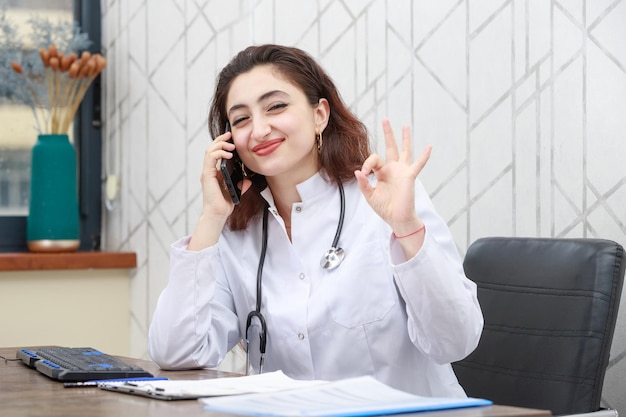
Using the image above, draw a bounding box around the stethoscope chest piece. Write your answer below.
[320,247,345,269]
[319,183,346,270]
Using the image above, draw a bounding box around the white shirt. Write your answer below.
[148,172,483,397]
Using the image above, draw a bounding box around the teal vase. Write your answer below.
[26,134,80,252]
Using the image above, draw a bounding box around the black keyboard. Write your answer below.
[17,347,153,382]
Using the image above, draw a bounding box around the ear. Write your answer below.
[315,98,330,132]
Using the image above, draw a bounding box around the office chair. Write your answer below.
[453,237,625,417]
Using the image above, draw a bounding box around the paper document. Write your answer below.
[98,370,327,400]
[200,375,492,417]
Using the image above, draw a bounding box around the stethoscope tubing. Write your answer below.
[330,182,345,250]
[245,204,269,374]
[245,182,345,374]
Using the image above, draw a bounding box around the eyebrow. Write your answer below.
[227,90,289,117]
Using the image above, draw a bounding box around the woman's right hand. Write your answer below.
[188,131,250,251]
[203,131,237,217]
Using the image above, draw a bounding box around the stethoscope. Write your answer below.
[245,182,346,374]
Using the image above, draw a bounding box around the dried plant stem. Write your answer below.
[44,68,55,133]
[11,62,45,134]
[28,99,45,134]
[60,77,82,134]
[24,79,47,133]
[59,76,78,131]
[51,72,62,133]
[11,45,107,135]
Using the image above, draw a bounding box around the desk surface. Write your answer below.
[0,347,551,417]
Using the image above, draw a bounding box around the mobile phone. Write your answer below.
[219,122,244,205]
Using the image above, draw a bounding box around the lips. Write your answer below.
[252,138,284,156]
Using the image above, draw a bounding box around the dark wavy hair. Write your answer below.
[208,44,371,230]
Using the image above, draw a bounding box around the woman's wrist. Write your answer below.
[390,214,424,239]
[188,213,228,251]
[391,220,427,260]
[393,224,426,239]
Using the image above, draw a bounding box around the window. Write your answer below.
[0,0,101,251]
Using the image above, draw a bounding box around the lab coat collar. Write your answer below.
[259,170,335,208]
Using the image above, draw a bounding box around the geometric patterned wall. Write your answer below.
[101,0,626,412]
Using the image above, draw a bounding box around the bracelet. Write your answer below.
[393,225,426,239]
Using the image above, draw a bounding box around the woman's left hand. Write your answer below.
[354,118,431,237]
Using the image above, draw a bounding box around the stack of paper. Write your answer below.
[199,374,492,417]
[99,371,492,416]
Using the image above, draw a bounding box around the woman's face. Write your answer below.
[225,64,329,186]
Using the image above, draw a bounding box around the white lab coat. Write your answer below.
[148,172,483,397]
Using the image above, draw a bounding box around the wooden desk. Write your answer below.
[0,347,551,417]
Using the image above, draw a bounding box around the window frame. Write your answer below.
[0,0,102,252]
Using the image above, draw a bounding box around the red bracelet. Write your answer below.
[393,225,426,239]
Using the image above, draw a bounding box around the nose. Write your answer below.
[250,116,271,141]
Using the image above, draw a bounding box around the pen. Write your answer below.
[63,377,168,388]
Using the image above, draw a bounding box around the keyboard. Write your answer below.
[17,347,153,382]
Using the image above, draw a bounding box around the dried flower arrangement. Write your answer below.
[0,3,106,135]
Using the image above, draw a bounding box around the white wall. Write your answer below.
[0,269,130,355]
[101,0,626,412]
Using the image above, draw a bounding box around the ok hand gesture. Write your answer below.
[354,119,431,242]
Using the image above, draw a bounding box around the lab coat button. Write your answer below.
[295,206,302,213]
[299,273,305,280]
[298,333,305,340]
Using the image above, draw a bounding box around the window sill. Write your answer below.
[0,252,137,271]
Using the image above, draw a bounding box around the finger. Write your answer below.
[354,169,375,199]
[359,153,384,176]
[210,138,236,170]
[400,125,413,164]
[213,130,232,143]
[411,145,432,177]
[213,149,236,171]
[382,118,399,162]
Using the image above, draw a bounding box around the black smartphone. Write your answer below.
[219,122,243,205]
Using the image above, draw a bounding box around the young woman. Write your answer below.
[148,44,483,397]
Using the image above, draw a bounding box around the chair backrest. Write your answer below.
[453,237,625,416]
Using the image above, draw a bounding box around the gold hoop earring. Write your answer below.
[240,162,255,178]
[316,131,323,154]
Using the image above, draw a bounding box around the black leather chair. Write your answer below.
[453,237,625,416]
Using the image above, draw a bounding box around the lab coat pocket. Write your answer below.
[324,240,396,328]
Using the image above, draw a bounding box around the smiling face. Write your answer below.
[226,64,329,187]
